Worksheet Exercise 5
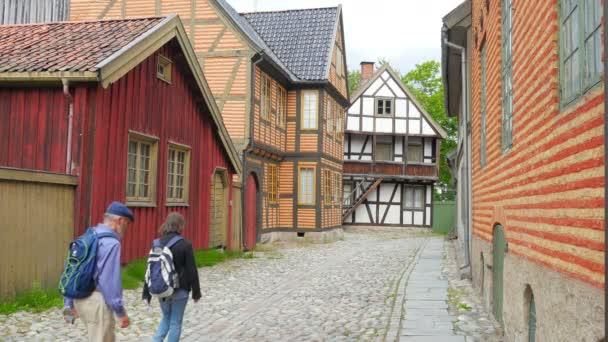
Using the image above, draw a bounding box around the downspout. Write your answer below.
[444,39,471,271]
[62,78,74,175]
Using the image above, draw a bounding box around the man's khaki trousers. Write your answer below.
[74,291,116,342]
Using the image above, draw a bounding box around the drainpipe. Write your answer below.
[444,39,471,271]
[62,79,74,175]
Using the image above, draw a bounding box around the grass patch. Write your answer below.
[458,303,472,311]
[121,258,148,290]
[194,249,253,267]
[0,283,62,315]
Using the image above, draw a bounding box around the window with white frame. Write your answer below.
[261,73,272,120]
[301,91,318,129]
[407,141,423,163]
[277,86,287,128]
[404,187,424,209]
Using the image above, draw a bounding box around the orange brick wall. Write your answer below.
[470,0,604,288]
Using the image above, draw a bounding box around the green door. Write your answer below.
[492,225,506,327]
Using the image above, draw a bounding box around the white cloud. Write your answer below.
[227,0,464,74]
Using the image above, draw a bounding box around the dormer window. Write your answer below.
[375,98,393,115]
[157,55,172,83]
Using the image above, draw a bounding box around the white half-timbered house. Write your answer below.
[342,63,447,227]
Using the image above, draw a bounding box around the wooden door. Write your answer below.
[492,225,506,327]
[209,170,227,248]
[244,174,257,250]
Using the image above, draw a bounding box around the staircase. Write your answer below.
[342,178,383,221]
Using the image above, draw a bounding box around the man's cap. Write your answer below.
[106,201,135,222]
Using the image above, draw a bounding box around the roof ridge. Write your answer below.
[0,16,166,27]
[240,6,338,15]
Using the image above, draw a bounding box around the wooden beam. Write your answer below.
[0,167,78,186]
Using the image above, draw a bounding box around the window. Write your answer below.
[335,107,343,139]
[261,73,272,120]
[560,0,602,105]
[157,55,172,83]
[323,169,332,204]
[407,143,423,163]
[376,142,393,161]
[127,133,158,205]
[301,91,318,129]
[343,183,352,206]
[501,0,513,151]
[376,98,394,115]
[333,172,341,204]
[404,187,424,209]
[480,44,488,168]
[326,98,334,135]
[335,48,343,77]
[298,166,315,204]
[277,86,287,128]
[167,144,190,204]
[267,164,278,203]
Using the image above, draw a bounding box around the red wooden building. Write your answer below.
[0,15,242,265]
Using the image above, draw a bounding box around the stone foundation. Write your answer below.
[471,236,605,342]
[260,228,344,244]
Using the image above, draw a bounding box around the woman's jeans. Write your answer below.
[153,289,189,342]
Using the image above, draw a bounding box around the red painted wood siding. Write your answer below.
[0,40,236,263]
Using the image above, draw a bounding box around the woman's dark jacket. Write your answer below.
[142,232,201,303]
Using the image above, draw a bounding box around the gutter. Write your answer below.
[62,79,74,175]
[443,36,471,271]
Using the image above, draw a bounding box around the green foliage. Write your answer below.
[0,283,62,315]
[401,60,457,188]
[194,249,252,268]
[121,259,148,290]
[348,69,361,94]
[458,302,472,311]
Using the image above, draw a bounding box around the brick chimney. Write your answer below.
[360,61,375,83]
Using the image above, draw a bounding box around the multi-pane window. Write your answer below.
[298,166,315,204]
[560,0,602,105]
[335,107,343,138]
[407,143,423,163]
[333,172,341,204]
[343,183,352,206]
[501,0,513,151]
[376,98,393,115]
[167,144,190,203]
[323,169,332,204]
[127,133,157,204]
[326,98,334,135]
[267,164,278,204]
[480,44,488,168]
[376,142,393,161]
[404,187,424,209]
[277,86,287,128]
[301,91,318,129]
[157,55,172,83]
[261,73,272,120]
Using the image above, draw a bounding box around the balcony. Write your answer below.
[343,160,438,179]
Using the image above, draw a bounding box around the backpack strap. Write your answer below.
[165,235,184,249]
[95,231,119,241]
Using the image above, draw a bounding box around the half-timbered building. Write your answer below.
[343,63,446,227]
[70,0,350,245]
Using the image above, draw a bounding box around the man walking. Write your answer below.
[63,201,134,342]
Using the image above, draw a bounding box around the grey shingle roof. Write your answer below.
[241,7,338,81]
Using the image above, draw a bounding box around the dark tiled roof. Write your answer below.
[0,17,164,73]
[241,7,338,81]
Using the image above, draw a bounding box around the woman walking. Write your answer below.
[143,212,201,342]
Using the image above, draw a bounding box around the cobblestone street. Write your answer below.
[0,228,501,341]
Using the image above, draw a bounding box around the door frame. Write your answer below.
[210,167,229,248]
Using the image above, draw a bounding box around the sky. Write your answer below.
[227,0,464,75]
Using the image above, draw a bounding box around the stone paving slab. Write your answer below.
[400,336,467,342]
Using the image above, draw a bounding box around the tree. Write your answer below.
[348,70,361,94]
[401,60,457,191]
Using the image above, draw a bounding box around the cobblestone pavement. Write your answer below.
[0,228,500,342]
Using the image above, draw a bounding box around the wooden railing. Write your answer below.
[343,161,437,178]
